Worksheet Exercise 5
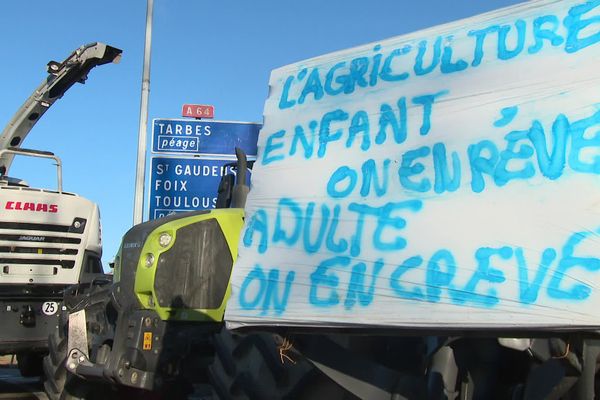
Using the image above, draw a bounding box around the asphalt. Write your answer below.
[0,366,48,400]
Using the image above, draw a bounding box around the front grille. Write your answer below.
[0,220,86,234]
[0,234,81,244]
[0,219,86,275]
[0,246,77,255]
[154,218,233,310]
[0,222,70,232]
[0,258,75,269]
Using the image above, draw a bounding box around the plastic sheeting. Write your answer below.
[225,0,600,330]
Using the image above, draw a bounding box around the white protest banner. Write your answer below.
[226,0,600,329]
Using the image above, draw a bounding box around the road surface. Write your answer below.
[0,363,214,399]
[0,366,47,399]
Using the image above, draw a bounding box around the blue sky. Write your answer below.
[0,0,523,267]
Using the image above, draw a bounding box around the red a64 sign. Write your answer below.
[182,104,214,119]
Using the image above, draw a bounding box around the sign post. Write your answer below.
[149,157,239,219]
[133,0,154,225]
[148,119,260,219]
[152,119,259,155]
[181,104,215,119]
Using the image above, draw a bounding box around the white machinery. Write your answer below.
[0,43,121,376]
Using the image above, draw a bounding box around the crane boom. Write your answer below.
[0,42,122,176]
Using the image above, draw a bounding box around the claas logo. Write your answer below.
[4,201,58,213]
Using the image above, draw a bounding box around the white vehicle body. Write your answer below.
[0,184,102,285]
[0,43,121,373]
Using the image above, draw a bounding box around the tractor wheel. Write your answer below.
[43,320,87,400]
[43,312,109,400]
[207,328,356,400]
[16,352,44,377]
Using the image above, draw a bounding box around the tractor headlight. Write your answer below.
[158,232,172,248]
[144,253,155,268]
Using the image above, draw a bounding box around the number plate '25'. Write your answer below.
[42,301,58,315]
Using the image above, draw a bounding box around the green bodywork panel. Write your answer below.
[125,209,244,322]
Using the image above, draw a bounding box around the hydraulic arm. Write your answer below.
[0,42,122,176]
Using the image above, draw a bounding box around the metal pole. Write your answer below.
[133,0,154,225]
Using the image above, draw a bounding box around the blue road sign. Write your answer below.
[152,119,260,156]
[149,157,250,219]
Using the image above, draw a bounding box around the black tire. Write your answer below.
[207,328,355,400]
[43,320,87,400]
[17,352,45,377]
[43,312,106,400]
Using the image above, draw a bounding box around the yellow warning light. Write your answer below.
[143,332,152,350]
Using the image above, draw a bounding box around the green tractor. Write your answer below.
[43,156,600,400]
[43,150,339,399]
[42,152,600,400]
